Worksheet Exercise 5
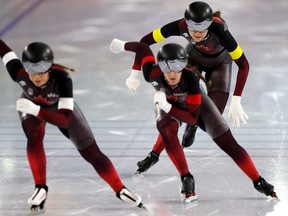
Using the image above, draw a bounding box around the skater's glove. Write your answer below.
[110,39,126,53]
[16,98,40,116]
[126,69,141,92]
[154,91,171,113]
[228,96,249,127]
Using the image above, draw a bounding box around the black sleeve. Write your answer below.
[186,71,201,95]
[140,19,182,45]
[0,39,24,81]
[155,20,182,39]
[211,22,238,53]
[219,29,238,52]
[55,70,73,98]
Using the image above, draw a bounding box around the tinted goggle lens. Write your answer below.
[185,19,212,32]
[23,60,52,74]
[158,59,187,73]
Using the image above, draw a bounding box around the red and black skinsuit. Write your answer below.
[126,41,201,176]
[126,41,260,181]
[0,39,124,193]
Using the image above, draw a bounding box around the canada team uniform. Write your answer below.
[0,39,145,211]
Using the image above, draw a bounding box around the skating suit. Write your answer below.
[125,41,202,175]
[0,39,94,150]
[0,39,125,191]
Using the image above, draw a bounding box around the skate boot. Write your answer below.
[135,151,159,174]
[28,184,48,212]
[253,176,278,198]
[116,187,146,209]
[182,124,198,148]
[181,173,198,202]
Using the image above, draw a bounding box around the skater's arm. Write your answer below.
[110,39,159,81]
[218,28,249,126]
[169,93,201,125]
[154,91,200,125]
[132,20,182,71]
[16,97,73,128]
[0,39,26,81]
[220,30,249,96]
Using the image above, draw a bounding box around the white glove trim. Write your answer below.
[3,51,18,66]
[130,69,141,78]
[58,97,74,110]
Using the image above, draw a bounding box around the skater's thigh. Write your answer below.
[63,102,95,150]
[206,63,232,93]
[200,93,229,139]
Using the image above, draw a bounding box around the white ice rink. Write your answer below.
[0,0,287,215]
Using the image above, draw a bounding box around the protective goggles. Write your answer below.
[23,60,52,74]
[158,59,187,73]
[185,19,212,32]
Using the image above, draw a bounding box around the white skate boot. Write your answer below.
[116,187,146,209]
[28,185,48,212]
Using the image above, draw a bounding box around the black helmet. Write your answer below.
[22,42,54,74]
[184,1,213,31]
[157,43,188,73]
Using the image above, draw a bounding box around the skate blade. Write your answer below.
[267,192,280,202]
[30,200,46,215]
[138,202,148,210]
[185,194,198,203]
[134,169,144,176]
[270,191,278,198]
[30,206,45,215]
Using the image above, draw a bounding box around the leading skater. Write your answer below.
[110,38,278,199]
[0,39,145,211]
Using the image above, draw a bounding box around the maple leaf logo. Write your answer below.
[33,95,54,105]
